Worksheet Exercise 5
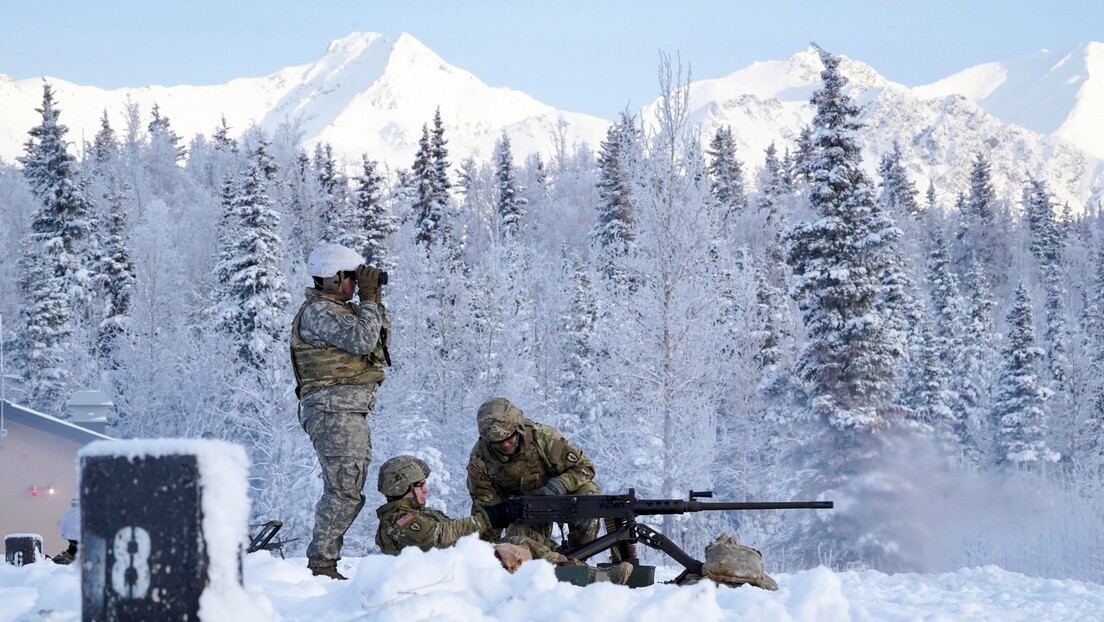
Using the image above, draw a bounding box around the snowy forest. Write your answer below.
[2,48,1103,583]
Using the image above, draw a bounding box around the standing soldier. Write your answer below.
[466,397,601,553]
[291,243,390,580]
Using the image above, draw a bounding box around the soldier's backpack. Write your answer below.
[701,533,778,591]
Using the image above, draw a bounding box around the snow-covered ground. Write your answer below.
[4,536,1104,622]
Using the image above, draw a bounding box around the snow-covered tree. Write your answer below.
[877,142,920,221]
[96,178,135,356]
[783,47,900,440]
[336,155,395,270]
[313,143,347,241]
[412,109,453,250]
[15,82,98,410]
[707,124,747,222]
[493,131,527,237]
[591,112,639,255]
[992,283,1059,470]
[210,131,290,369]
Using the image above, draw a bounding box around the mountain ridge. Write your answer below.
[0,33,1101,212]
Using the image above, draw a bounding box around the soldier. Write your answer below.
[375,455,517,554]
[466,397,601,553]
[291,243,390,580]
[376,455,632,584]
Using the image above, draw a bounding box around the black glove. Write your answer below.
[355,265,383,303]
[531,478,568,496]
[481,500,522,528]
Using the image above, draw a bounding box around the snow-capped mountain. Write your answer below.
[658,48,1103,213]
[0,32,611,172]
[915,42,1104,160]
[1,33,1101,212]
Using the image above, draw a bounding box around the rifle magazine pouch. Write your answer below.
[702,533,779,591]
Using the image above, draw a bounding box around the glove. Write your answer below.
[481,500,522,528]
[355,265,383,303]
[531,478,568,497]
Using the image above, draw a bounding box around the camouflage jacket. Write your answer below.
[466,420,595,508]
[374,498,489,555]
[291,288,387,413]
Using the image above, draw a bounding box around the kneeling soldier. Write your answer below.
[466,397,601,551]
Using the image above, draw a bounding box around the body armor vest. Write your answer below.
[477,424,554,495]
[290,296,388,399]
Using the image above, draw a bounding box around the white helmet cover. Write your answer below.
[306,243,365,278]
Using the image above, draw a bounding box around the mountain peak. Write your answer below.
[324,31,387,55]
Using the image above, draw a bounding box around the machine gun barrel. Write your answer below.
[636,499,834,514]
[515,489,832,524]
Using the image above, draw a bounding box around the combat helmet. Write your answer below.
[377,455,430,498]
[306,243,364,292]
[476,397,524,443]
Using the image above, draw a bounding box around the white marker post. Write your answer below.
[79,439,250,622]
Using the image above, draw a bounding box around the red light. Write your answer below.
[30,486,38,496]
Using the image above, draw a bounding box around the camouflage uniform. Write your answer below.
[291,287,388,569]
[375,499,489,554]
[467,419,600,556]
[375,498,572,565]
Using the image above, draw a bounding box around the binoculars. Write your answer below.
[370,267,389,286]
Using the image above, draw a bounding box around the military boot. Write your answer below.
[309,564,348,580]
[588,562,634,585]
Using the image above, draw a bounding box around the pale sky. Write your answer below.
[2,0,1101,117]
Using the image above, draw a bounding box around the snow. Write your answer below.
[3,536,1104,621]
[914,43,1104,158]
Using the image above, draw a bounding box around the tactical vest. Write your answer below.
[477,423,554,495]
[290,296,389,400]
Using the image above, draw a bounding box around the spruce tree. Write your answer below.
[89,109,120,174]
[493,131,527,237]
[412,110,453,250]
[992,283,1059,469]
[337,155,395,270]
[211,133,290,369]
[96,178,135,356]
[791,125,815,184]
[757,141,785,223]
[957,260,997,462]
[313,143,347,241]
[876,142,921,221]
[707,125,748,222]
[591,112,638,252]
[900,315,956,444]
[16,82,97,409]
[147,103,185,164]
[783,47,899,438]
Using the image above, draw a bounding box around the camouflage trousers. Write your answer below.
[304,408,372,567]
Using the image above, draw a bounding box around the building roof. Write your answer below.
[1,400,113,443]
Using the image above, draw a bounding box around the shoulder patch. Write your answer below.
[562,449,579,463]
[395,513,415,528]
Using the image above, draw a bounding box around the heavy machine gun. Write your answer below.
[511,488,833,586]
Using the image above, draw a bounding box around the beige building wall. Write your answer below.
[0,418,84,557]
